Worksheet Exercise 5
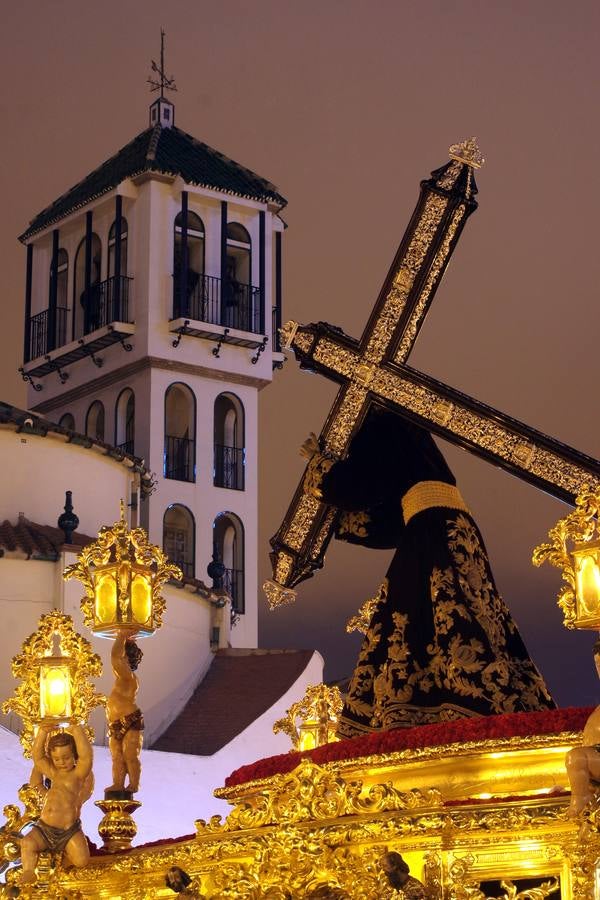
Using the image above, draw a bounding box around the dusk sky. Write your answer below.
[2,1,600,707]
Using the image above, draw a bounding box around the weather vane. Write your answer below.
[148,28,177,98]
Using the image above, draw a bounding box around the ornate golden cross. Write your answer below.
[265,139,600,607]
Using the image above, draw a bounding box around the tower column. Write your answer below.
[83,211,93,336]
[113,195,123,322]
[275,231,282,351]
[178,191,189,319]
[259,211,266,334]
[48,229,59,351]
[23,244,33,363]
[220,200,228,325]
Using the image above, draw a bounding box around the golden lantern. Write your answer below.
[38,652,73,724]
[533,486,600,631]
[64,501,182,638]
[2,610,104,758]
[274,683,343,751]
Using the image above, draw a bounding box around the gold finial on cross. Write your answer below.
[449,137,485,169]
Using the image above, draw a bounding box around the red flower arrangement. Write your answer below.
[225,706,593,788]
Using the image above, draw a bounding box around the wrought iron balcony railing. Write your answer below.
[164,435,195,482]
[83,275,133,335]
[214,444,244,490]
[173,272,263,335]
[28,307,68,362]
[223,566,244,614]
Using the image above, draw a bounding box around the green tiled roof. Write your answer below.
[20,125,287,241]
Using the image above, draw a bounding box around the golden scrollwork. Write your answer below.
[2,610,104,757]
[532,485,600,628]
[63,504,182,632]
[273,683,343,750]
[204,759,441,834]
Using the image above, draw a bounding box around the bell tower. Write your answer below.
[17,41,286,648]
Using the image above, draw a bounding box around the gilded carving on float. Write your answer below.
[533,484,600,629]
[273,683,343,751]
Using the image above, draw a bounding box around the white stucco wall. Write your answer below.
[0,426,138,536]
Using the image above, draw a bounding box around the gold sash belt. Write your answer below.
[401,480,470,526]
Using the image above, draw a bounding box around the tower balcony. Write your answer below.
[170,273,266,349]
[23,276,135,378]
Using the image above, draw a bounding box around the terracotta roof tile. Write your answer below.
[0,518,94,560]
[151,648,314,756]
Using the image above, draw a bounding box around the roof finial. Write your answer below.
[148,28,177,99]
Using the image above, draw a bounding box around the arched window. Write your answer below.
[213,512,244,614]
[115,388,135,455]
[73,234,102,339]
[164,383,196,482]
[58,412,75,431]
[173,211,205,319]
[163,505,195,578]
[214,393,245,490]
[224,223,256,331]
[85,400,105,441]
[108,218,128,279]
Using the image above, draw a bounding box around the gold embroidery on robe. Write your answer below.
[338,509,371,539]
[339,513,553,734]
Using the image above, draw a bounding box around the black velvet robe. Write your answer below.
[315,408,555,738]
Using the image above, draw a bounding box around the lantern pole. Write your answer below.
[64,501,182,851]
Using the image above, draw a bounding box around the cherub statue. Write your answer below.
[380,851,428,899]
[566,640,600,816]
[165,866,206,898]
[106,631,144,794]
[19,724,92,883]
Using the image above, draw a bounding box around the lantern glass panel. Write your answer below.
[574,548,600,621]
[40,664,71,719]
[131,574,152,625]
[95,571,117,624]
[299,724,317,752]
